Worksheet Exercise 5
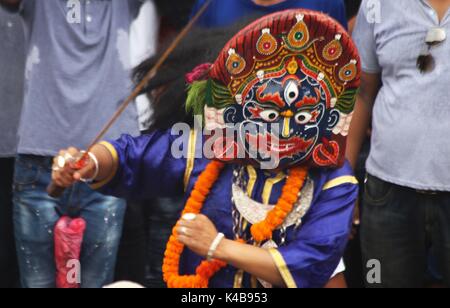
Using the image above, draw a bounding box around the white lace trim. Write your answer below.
[232,178,314,229]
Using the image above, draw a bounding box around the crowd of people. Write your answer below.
[1,0,449,289]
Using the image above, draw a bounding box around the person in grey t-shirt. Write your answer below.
[0,0,143,288]
[0,7,23,288]
[0,8,23,158]
[348,0,450,287]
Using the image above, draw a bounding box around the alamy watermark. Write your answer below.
[170,116,295,170]
[366,259,382,285]
[66,259,81,285]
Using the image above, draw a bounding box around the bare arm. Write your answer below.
[53,146,285,285]
[346,72,382,170]
[177,215,286,287]
[177,215,348,288]
[216,239,285,287]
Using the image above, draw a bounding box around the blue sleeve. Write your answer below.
[328,0,348,30]
[270,177,358,288]
[96,129,189,200]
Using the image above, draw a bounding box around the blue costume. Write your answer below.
[95,10,361,288]
[97,130,358,288]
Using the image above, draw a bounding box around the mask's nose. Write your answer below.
[280,110,294,138]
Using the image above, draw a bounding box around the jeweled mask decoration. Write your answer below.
[187,10,361,169]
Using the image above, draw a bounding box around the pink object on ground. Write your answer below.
[54,216,86,288]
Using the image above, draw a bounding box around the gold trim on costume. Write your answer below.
[262,172,286,205]
[268,248,297,288]
[91,141,119,190]
[183,129,197,191]
[322,176,359,191]
[246,165,257,197]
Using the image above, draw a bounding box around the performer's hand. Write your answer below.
[176,214,220,258]
[51,147,96,188]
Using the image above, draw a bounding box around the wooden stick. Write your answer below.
[48,0,212,198]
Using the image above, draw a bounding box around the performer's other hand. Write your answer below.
[176,214,219,258]
[51,147,96,188]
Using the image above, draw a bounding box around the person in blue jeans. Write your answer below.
[349,0,450,287]
[0,0,143,288]
[13,157,126,287]
[0,7,24,288]
[191,0,348,29]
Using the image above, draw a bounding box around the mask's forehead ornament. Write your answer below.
[198,9,361,169]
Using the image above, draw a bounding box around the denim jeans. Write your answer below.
[13,155,126,288]
[361,174,450,288]
[0,158,19,288]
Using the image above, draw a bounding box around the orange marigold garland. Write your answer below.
[162,161,309,288]
[251,166,309,243]
[163,160,227,288]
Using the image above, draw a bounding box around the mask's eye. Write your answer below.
[260,109,280,122]
[295,111,313,124]
[284,80,299,104]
